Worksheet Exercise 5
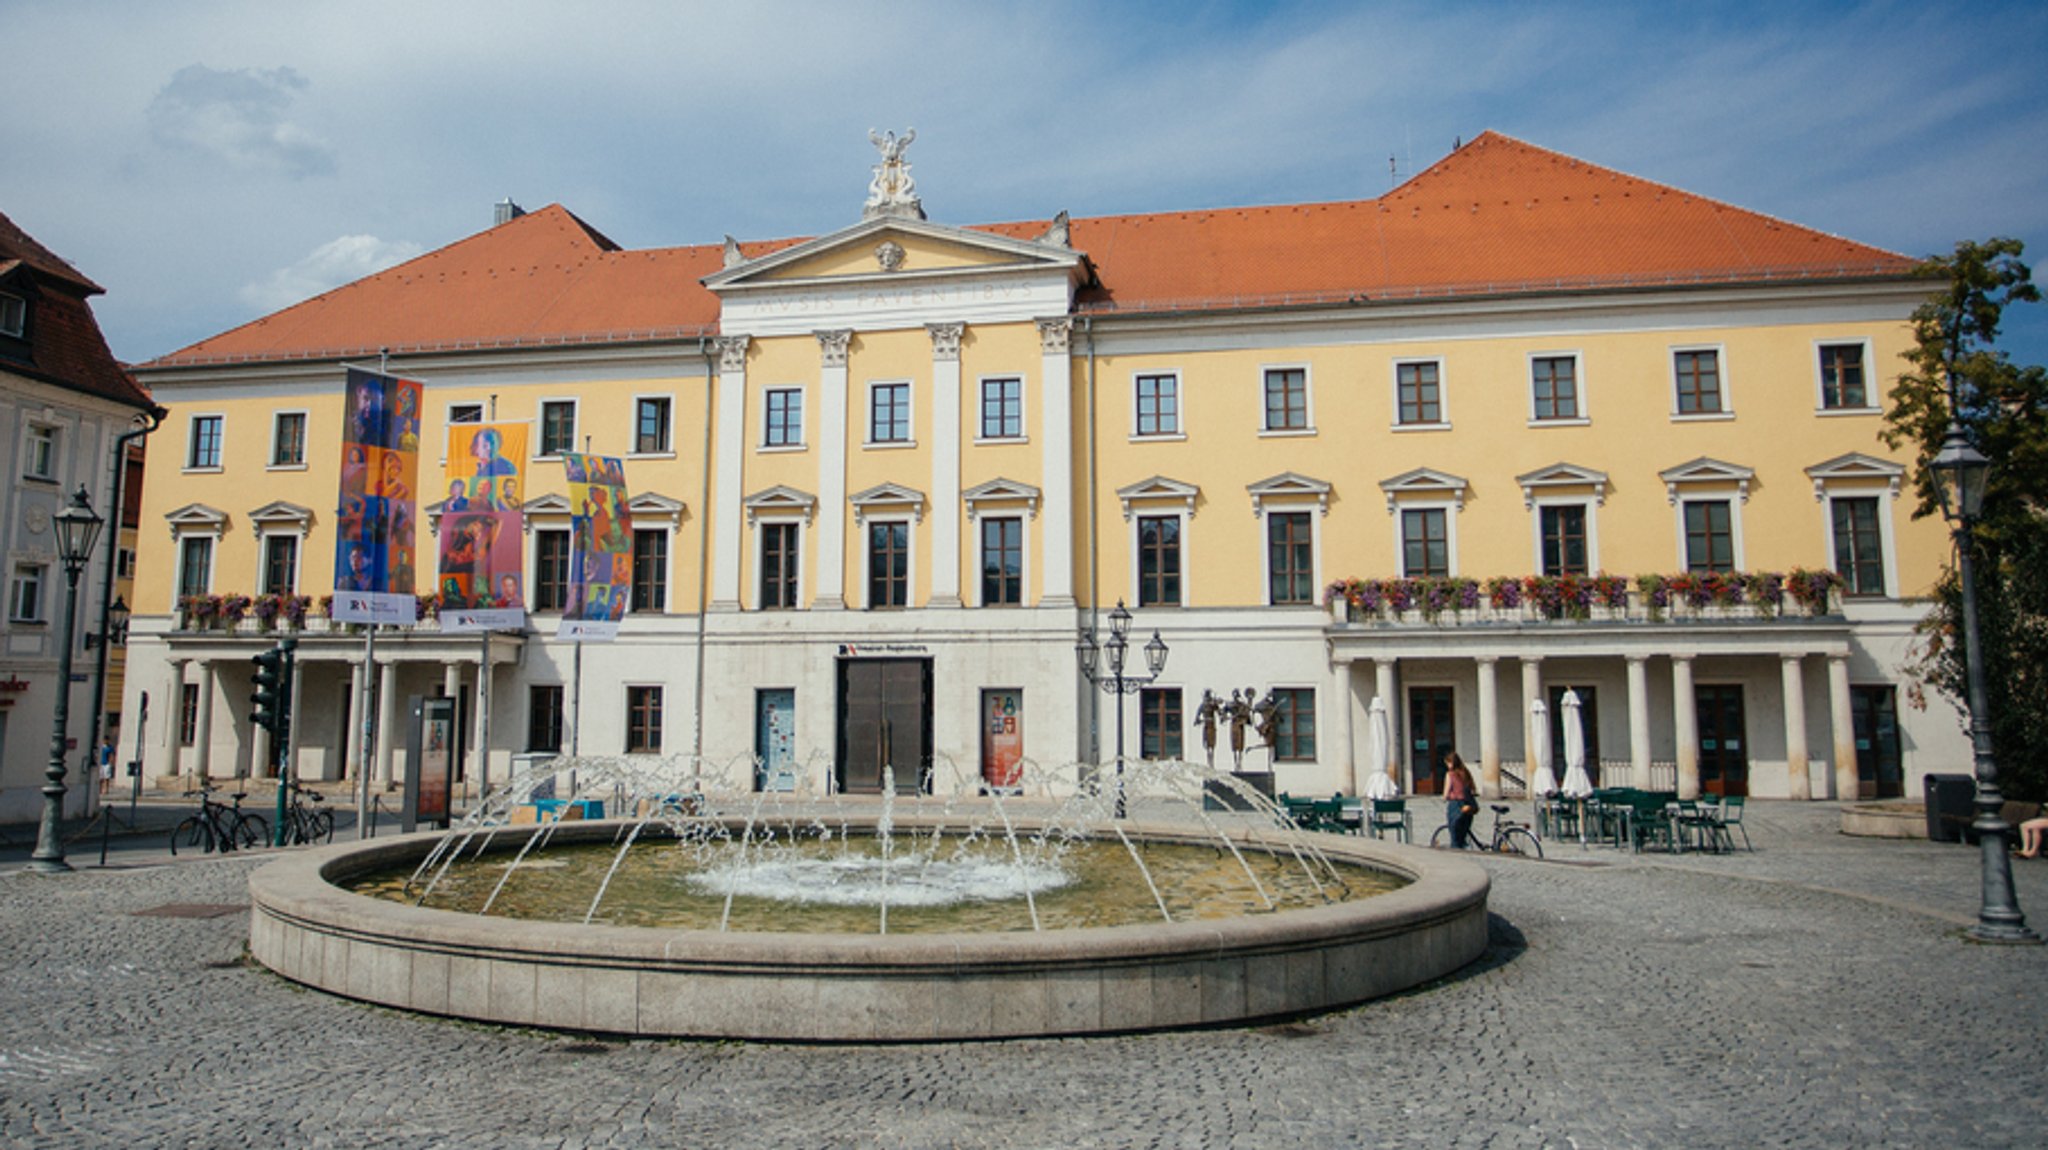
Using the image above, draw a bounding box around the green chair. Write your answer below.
[1718,794,1751,851]
[1368,799,1412,843]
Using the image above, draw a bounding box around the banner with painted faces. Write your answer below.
[437,423,527,631]
[332,368,423,624]
[558,452,631,640]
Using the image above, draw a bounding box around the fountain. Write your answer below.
[247,755,1489,1041]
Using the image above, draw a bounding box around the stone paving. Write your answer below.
[2,801,2044,1149]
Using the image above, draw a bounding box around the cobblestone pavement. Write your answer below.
[3,801,2044,1149]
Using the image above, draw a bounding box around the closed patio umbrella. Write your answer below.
[1364,696,1399,800]
[1528,698,1558,798]
[1560,689,1594,799]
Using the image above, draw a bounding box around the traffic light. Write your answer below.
[249,639,297,771]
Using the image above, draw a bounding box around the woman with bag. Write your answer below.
[1443,752,1478,849]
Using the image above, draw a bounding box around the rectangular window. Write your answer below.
[764,388,803,447]
[1675,350,1723,414]
[980,517,1023,606]
[179,683,200,747]
[1401,508,1449,577]
[1397,362,1442,425]
[1539,505,1588,577]
[760,522,799,609]
[1137,515,1182,607]
[534,530,571,610]
[868,521,909,608]
[1267,511,1313,605]
[1531,356,1579,420]
[25,425,57,480]
[117,547,135,580]
[1684,501,1735,573]
[0,292,24,338]
[10,564,44,622]
[177,537,213,600]
[1832,497,1885,596]
[1819,344,1867,409]
[1263,368,1308,431]
[448,403,484,425]
[1140,688,1184,761]
[261,535,299,596]
[188,415,223,469]
[526,685,564,753]
[539,401,577,456]
[870,383,911,444]
[1272,688,1316,761]
[631,529,668,612]
[626,686,663,754]
[980,378,1023,439]
[271,412,307,467]
[1135,374,1180,436]
[634,396,672,454]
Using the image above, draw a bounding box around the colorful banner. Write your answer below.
[437,422,527,632]
[332,368,423,624]
[557,452,632,640]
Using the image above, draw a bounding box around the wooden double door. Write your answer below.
[836,658,931,794]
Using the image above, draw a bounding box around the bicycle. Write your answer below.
[279,779,334,846]
[170,786,269,856]
[1431,803,1544,858]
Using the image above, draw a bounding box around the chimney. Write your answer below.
[493,199,525,226]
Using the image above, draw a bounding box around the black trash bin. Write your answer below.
[1924,773,1976,843]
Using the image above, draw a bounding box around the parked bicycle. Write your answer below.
[278,779,334,846]
[170,786,269,856]
[1431,803,1544,858]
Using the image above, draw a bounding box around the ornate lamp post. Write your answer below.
[1929,419,2039,943]
[28,488,103,874]
[1076,601,1169,819]
[107,596,130,647]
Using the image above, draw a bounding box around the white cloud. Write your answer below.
[240,234,424,313]
[147,63,337,178]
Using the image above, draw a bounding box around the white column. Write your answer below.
[1626,654,1653,790]
[346,659,367,782]
[1782,654,1811,801]
[1476,656,1501,798]
[1672,655,1699,800]
[375,660,399,789]
[1520,656,1544,778]
[1036,318,1075,605]
[710,336,749,611]
[928,323,964,607]
[814,330,852,610]
[163,658,188,776]
[1828,654,1857,802]
[192,661,216,781]
[1333,656,1359,795]
[1374,660,1398,787]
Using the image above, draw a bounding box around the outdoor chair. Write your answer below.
[1718,794,1751,851]
[1629,795,1680,853]
[1368,798,1412,843]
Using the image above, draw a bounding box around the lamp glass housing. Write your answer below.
[1931,425,1990,523]
[1144,631,1169,677]
[52,488,102,571]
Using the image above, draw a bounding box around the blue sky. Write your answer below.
[5,0,2046,368]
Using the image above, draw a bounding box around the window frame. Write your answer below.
[531,528,573,611]
[625,685,664,754]
[1133,512,1186,608]
[176,535,214,600]
[977,376,1026,443]
[631,394,674,457]
[1528,352,1588,425]
[1132,371,1184,440]
[1397,504,1455,578]
[1815,340,1877,414]
[178,682,200,747]
[866,380,914,448]
[268,410,309,470]
[1532,497,1597,577]
[1826,494,1893,598]
[186,414,225,471]
[1139,687,1184,761]
[1270,687,1317,762]
[761,386,805,451]
[260,533,300,597]
[1259,365,1314,436]
[1393,359,1448,430]
[536,399,579,459]
[525,684,564,753]
[630,527,669,613]
[0,291,25,338]
[1671,345,1733,420]
[10,563,46,623]
[1679,498,1740,574]
[864,518,913,609]
[24,422,59,482]
[977,514,1026,607]
[756,518,803,610]
[1264,509,1317,606]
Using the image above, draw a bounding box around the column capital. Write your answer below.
[1474,654,1500,667]
[815,329,851,368]
[1671,652,1696,665]
[715,334,751,373]
[926,322,963,362]
[1035,316,1072,355]
[1625,652,1651,667]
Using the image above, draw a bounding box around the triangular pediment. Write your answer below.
[1659,456,1754,504]
[521,493,573,517]
[1804,452,1904,500]
[1514,462,1610,508]
[164,502,228,534]
[1116,475,1200,520]
[849,482,927,523]
[1246,472,1331,517]
[1378,468,1468,511]
[963,477,1042,520]
[707,216,1082,289]
[743,485,817,524]
[625,492,686,524]
[247,500,314,526]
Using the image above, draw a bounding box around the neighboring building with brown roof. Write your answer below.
[125,132,1952,809]
[0,209,162,823]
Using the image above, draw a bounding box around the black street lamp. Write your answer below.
[1929,418,2039,944]
[1076,601,1169,819]
[28,488,103,874]
[107,596,131,647]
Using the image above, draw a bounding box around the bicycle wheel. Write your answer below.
[171,816,208,857]
[1496,827,1544,859]
[1429,825,1453,849]
[310,809,335,844]
[231,813,270,851]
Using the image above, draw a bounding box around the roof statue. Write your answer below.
[863,128,925,221]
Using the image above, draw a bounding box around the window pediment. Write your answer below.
[164,502,228,537]
[850,482,926,524]
[1659,457,1753,504]
[1378,468,1468,512]
[1514,462,1610,509]
[963,477,1041,521]
[626,492,686,525]
[247,501,314,535]
[1804,453,1904,500]
[1246,472,1331,518]
[744,485,817,524]
[1116,475,1199,521]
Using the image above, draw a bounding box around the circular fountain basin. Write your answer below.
[248,815,1489,1041]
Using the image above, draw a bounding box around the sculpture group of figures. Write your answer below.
[1194,688,1283,772]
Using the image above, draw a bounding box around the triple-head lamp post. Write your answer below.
[1076,600,1168,820]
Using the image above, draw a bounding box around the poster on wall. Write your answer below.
[332,367,423,624]
[557,452,632,641]
[438,422,528,632]
[982,688,1023,791]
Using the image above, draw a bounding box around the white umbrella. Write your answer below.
[1560,689,1594,799]
[1364,697,1399,800]
[1528,698,1558,798]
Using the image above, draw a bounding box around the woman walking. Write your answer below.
[1443,752,1478,849]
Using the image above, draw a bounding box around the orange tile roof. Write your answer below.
[145,132,1915,369]
[0,209,158,411]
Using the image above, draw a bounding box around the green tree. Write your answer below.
[1883,238,2048,801]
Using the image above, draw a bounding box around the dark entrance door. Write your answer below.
[1548,685,1600,788]
[1408,686,1455,794]
[1695,684,1748,797]
[1851,685,1902,799]
[837,658,931,794]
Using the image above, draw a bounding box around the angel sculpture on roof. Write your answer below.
[864,128,924,219]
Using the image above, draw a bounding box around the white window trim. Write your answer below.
[864,379,916,449]
[1669,343,1734,420]
[974,374,1029,444]
[256,533,302,597]
[1258,363,1316,437]
[1257,503,1323,607]
[623,683,665,755]
[1130,369,1186,441]
[1393,499,1460,578]
[630,393,676,458]
[861,516,916,609]
[1391,358,1451,431]
[1674,496,1746,572]
[1129,507,1192,608]
[438,402,485,465]
[267,409,310,471]
[1526,350,1590,426]
[524,525,574,614]
[1820,488,1899,600]
[751,514,808,611]
[760,384,808,452]
[535,398,580,459]
[185,413,226,472]
[1813,338,1880,415]
[972,512,1032,608]
[1529,495,1601,576]
[10,563,48,623]
[23,421,59,482]
[175,535,217,599]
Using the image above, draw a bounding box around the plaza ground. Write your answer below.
[2,800,2043,1148]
